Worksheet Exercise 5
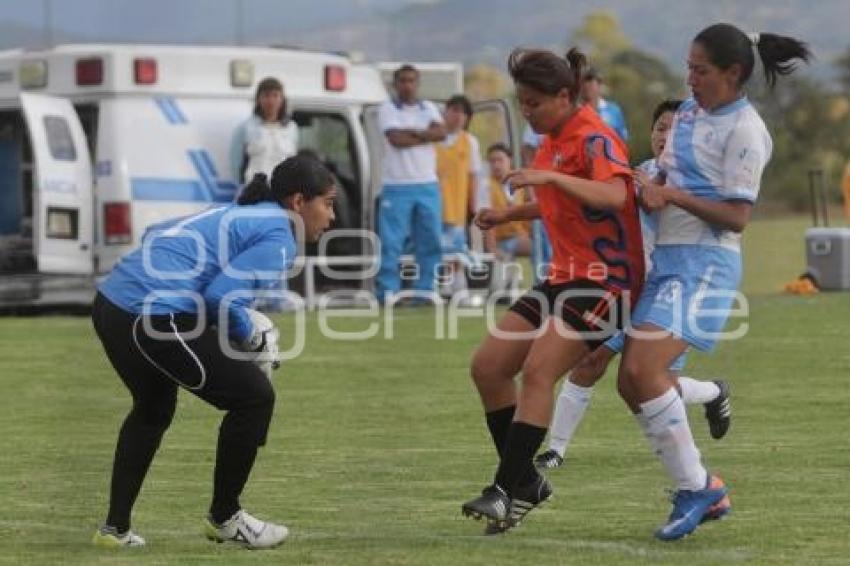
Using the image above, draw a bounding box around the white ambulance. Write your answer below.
[0,44,515,307]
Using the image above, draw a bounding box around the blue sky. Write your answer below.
[0,0,414,46]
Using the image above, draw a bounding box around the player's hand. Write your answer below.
[503,169,552,193]
[474,208,508,230]
[571,346,615,383]
[634,170,670,212]
[240,327,281,371]
[264,327,281,371]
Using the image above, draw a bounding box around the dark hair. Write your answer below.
[253,76,289,123]
[237,154,335,206]
[393,64,419,82]
[486,142,511,158]
[694,23,811,88]
[446,94,473,119]
[651,99,683,127]
[582,66,602,82]
[508,47,587,102]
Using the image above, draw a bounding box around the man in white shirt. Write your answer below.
[376,65,446,302]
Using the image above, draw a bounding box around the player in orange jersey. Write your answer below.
[461,46,644,534]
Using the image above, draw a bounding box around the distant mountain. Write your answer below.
[275,0,848,83]
[1,0,844,83]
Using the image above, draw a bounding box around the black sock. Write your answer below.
[209,403,274,524]
[493,421,547,496]
[106,408,170,533]
[485,405,516,460]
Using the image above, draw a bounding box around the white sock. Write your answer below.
[639,388,708,491]
[677,377,720,404]
[547,380,593,456]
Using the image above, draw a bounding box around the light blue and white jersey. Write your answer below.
[656,96,772,252]
[99,202,296,341]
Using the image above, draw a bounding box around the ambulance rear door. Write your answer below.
[20,92,93,274]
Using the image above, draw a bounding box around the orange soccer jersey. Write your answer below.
[531,105,644,299]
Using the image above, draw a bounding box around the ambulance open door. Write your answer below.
[362,103,384,236]
[20,93,93,274]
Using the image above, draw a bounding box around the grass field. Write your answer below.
[1,216,849,565]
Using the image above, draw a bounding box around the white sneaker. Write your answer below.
[203,509,289,549]
[92,525,146,548]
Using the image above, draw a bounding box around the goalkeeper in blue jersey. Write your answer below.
[91,155,337,550]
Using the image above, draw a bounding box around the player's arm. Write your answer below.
[474,201,540,231]
[505,168,627,211]
[635,123,761,234]
[380,101,431,148]
[661,188,752,233]
[202,238,291,342]
[385,129,427,148]
[419,120,447,142]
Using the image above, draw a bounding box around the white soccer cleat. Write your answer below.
[203,509,289,549]
[92,525,146,548]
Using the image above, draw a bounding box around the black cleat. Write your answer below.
[534,449,565,470]
[462,484,510,529]
[487,473,554,534]
[704,380,732,439]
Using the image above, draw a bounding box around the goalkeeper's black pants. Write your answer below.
[91,293,276,531]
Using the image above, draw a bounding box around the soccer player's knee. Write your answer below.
[253,380,276,410]
[571,363,602,386]
[618,353,643,383]
[520,361,552,391]
[470,351,499,385]
[616,363,639,401]
[134,399,176,432]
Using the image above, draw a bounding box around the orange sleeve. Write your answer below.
[582,133,631,182]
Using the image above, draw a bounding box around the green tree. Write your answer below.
[571,10,631,64]
[836,47,850,94]
[751,73,850,211]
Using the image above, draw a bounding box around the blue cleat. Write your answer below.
[654,475,729,541]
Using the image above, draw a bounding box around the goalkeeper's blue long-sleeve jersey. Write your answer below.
[99,202,296,342]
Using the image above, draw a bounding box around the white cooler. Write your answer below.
[805,227,850,290]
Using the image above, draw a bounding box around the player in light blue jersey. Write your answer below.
[91,155,337,549]
[535,100,733,473]
[581,66,629,142]
[620,24,810,541]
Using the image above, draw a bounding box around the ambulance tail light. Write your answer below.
[324,64,346,92]
[104,202,131,245]
[134,58,157,85]
[76,58,103,86]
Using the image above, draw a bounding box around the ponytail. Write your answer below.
[755,32,812,88]
[694,23,811,89]
[236,173,274,205]
[564,48,587,101]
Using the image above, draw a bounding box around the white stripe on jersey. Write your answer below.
[656,96,772,252]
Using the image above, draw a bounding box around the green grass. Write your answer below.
[1,216,848,565]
